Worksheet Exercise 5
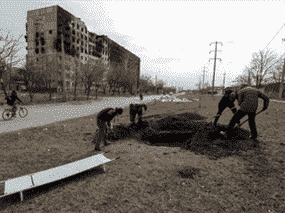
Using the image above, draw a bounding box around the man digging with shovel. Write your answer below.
[213,88,240,127]
[130,91,148,126]
[220,84,270,146]
[93,107,124,152]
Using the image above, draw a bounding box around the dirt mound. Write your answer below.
[100,112,252,155]
[151,112,205,132]
[176,112,205,120]
[185,123,250,151]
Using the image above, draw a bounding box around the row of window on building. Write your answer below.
[71,22,87,34]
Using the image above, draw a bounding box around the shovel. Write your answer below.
[234,110,263,129]
[216,109,264,141]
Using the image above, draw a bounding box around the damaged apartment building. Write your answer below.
[25,5,140,92]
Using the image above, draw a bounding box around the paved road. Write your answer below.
[0,94,181,134]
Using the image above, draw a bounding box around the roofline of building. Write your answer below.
[106,36,140,59]
[26,5,140,61]
[27,5,58,13]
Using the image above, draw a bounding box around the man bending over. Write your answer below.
[220,84,269,144]
[130,93,147,125]
[213,88,240,126]
[94,107,123,151]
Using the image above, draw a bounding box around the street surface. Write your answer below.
[0,94,182,134]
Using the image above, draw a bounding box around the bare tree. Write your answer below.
[81,57,105,100]
[203,81,211,89]
[0,31,24,70]
[156,79,166,94]
[139,74,154,93]
[20,60,40,102]
[268,61,284,83]
[100,61,110,95]
[106,62,122,95]
[250,50,284,88]
[124,65,138,95]
[72,55,81,100]
[232,73,249,85]
[42,55,61,100]
[0,30,24,97]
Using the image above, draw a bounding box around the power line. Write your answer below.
[262,23,285,52]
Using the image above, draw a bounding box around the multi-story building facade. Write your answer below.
[25,5,140,92]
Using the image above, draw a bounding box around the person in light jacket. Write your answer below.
[220,84,270,142]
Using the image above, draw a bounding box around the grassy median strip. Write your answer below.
[0,95,285,212]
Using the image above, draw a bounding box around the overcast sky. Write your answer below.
[1,0,285,90]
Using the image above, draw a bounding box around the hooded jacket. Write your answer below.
[238,86,269,113]
[217,89,237,114]
[97,108,117,123]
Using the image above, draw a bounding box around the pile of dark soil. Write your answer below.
[102,112,251,152]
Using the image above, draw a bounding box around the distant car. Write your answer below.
[169,92,173,95]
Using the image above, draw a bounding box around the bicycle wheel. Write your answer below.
[19,107,28,118]
[2,110,13,121]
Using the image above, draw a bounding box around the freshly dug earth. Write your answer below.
[0,96,284,212]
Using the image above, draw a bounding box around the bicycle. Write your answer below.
[2,104,28,121]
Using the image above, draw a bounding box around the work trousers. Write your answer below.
[227,109,257,138]
[130,104,143,124]
[94,119,108,149]
[214,106,239,126]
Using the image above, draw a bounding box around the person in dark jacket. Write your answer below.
[130,94,147,125]
[220,84,270,142]
[93,107,123,151]
[213,88,240,126]
[6,90,24,117]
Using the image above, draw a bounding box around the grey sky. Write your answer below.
[1,0,285,89]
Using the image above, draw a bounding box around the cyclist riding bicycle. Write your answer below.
[6,90,24,117]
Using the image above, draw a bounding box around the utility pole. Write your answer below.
[279,39,285,99]
[155,75,157,94]
[248,67,251,86]
[223,72,226,94]
[279,58,285,99]
[209,41,223,99]
[203,66,205,89]
[202,66,209,89]
[199,77,201,108]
